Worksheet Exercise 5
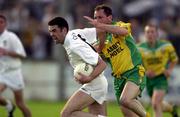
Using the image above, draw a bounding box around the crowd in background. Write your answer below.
[0,0,180,63]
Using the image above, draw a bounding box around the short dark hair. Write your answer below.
[48,17,69,31]
[0,14,7,22]
[95,4,112,16]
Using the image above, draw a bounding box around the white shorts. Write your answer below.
[0,69,24,91]
[79,73,108,104]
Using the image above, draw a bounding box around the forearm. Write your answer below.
[96,23,128,35]
[84,16,128,35]
[89,57,106,80]
[163,61,177,78]
[167,61,177,72]
[5,51,25,59]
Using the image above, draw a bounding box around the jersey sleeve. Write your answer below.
[79,28,97,44]
[68,31,99,65]
[166,43,178,62]
[10,33,26,57]
[116,21,131,34]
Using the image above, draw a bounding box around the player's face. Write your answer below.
[0,18,6,34]
[94,9,112,24]
[145,26,158,43]
[48,25,66,44]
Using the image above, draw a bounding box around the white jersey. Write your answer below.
[0,30,26,73]
[63,28,98,68]
[63,28,108,104]
[0,30,26,90]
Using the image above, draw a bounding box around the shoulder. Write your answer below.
[65,30,78,41]
[6,30,16,36]
[115,21,131,33]
[4,30,20,41]
[115,21,131,27]
[158,39,173,47]
[64,30,84,48]
[159,39,171,44]
[138,42,147,47]
[82,28,96,32]
[137,42,148,50]
[66,29,81,38]
[157,39,175,51]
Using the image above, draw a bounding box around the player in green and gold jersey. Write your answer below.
[138,24,179,117]
[84,4,150,117]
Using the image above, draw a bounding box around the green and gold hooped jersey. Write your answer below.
[101,21,143,77]
[138,40,178,76]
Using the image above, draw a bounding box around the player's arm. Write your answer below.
[71,34,106,84]
[89,57,106,79]
[76,57,106,84]
[84,16,128,36]
[164,54,178,78]
[164,44,179,78]
[0,47,25,59]
[164,61,178,78]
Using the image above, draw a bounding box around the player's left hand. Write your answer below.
[163,69,171,78]
[75,72,92,84]
[0,47,8,56]
[84,16,99,27]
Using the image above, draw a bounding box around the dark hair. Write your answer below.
[48,17,69,31]
[0,14,7,22]
[95,4,112,16]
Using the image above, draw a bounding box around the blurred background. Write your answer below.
[0,0,180,104]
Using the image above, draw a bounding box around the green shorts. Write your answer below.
[146,74,168,97]
[114,65,146,104]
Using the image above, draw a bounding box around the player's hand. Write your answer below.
[146,70,156,78]
[163,69,171,78]
[0,47,7,56]
[84,16,99,27]
[75,72,92,84]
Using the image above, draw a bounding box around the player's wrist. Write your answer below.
[4,50,9,55]
[88,75,95,81]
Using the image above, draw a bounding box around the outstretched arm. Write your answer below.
[84,16,128,36]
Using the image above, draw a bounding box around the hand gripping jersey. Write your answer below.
[138,40,178,76]
[101,21,143,77]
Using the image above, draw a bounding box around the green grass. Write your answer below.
[0,101,179,117]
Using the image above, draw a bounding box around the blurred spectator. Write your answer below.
[6,2,29,36]
[42,3,58,33]
[32,24,53,60]
[129,19,142,42]
[0,0,179,62]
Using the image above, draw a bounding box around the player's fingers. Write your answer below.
[83,16,93,21]
[74,77,82,84]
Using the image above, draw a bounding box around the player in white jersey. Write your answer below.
[0,15,31,117]
[48,17,108,117]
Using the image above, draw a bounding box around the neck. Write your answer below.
[0,29,5,35]
[148,40,156,48]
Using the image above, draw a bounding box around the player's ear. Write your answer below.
[62,27,68,33]
[107,15,112,23]
[108,15,112,20]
